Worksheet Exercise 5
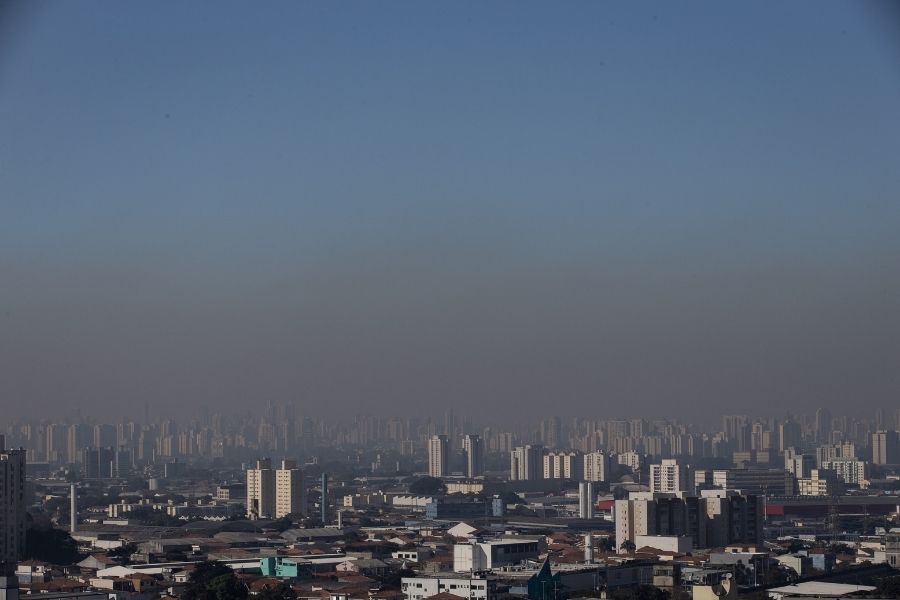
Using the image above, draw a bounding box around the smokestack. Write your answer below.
[337,509,343,529]
[320,472,328,525]
[70,484,77,533]
[584,533,594,563]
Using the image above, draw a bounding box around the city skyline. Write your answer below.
[3,2,900,421]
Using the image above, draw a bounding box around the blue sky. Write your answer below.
[2,1,899,422]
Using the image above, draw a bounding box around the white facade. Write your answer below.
[510,445,544,481]
[247,458,304,519]
[650,459,693,494]
[428,435,449,478]
[618,451,641,472]
[543,451,582,480]
[402,575,493,600]
[584,451,610,482]
[452,538,542,572]
[275,460,304,517]
[821,459,866,484]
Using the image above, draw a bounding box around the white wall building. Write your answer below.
[402,575,494,600]
[247,458,305,519]
[584,451,611,482]
[428,435,449,478]
[650,459,693,494]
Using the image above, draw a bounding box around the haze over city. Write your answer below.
[3,1,900,422]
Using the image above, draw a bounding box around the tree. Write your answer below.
[619,540,636,554]
[876,575,900,599]
[611,584,669,600]
[256,582,297,600]
[183,561,247,600]
[24,517,80,565]
[409,476,445,495]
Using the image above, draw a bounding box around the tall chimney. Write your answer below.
[584,533,594,563]
[70,484,77,533]
[320,472,328,525]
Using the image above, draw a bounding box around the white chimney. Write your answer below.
[584,533,594,563]
[70,484,77,533]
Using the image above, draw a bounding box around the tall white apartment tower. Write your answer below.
[428,435,449,477]
[510,445,545,481]
[275,459,304,518]
[584,451,611,482]
[650,459,694,494]
[0,443,26,575]
[246,458,275,519]
[462,434,484,478]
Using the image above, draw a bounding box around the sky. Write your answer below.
[2,1,900,424]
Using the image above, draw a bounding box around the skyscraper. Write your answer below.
[275,460,304,518]
[247,458,306,519]
[246,459,275,519]
[584,451,611,482]
[872,431,899,465]
[510,445,544,481]
[428,435,449,477]
[650,459,694,494]
[0,443,26,575]
[462,434,484,478]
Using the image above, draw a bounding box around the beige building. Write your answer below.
[247,458,305,519]
[543,451,582,480]
[650,459,693,494]
[428,435,449,478]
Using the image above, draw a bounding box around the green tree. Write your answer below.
[256,582,297,600]
[183,561,248,600]
[409,476,445,495]
[24,519,80,565]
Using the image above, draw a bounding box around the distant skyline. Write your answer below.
[2,2,900,421]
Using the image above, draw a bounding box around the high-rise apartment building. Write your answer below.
[872,431,899,465]
[510,445,544,481]
[461,434,484,478]
[0,444,26,574]
[274,460,304,518]
[650,459,693,494]
[247,458,306,519]
[615,490,761,553]
[584,451,611,482]
[543,451,583,480]
[247,459,275,519]
[428,435,449,478]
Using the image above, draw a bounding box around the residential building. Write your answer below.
[584,451,610,482]
[246,459,275,519]
[402,574,495,600]
[510,445,544,481]
[797,469,841,496]
[650,459,694,494]
[0,445,26,575]
[543,451,582,480]
[453,538,542,571]
[462,434,484,478]
[821,459,866,485]
[428,435,449,478]
[872,431,899,465]
[275,459,304,517]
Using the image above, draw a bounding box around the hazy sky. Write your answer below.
[2,1,900,423]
